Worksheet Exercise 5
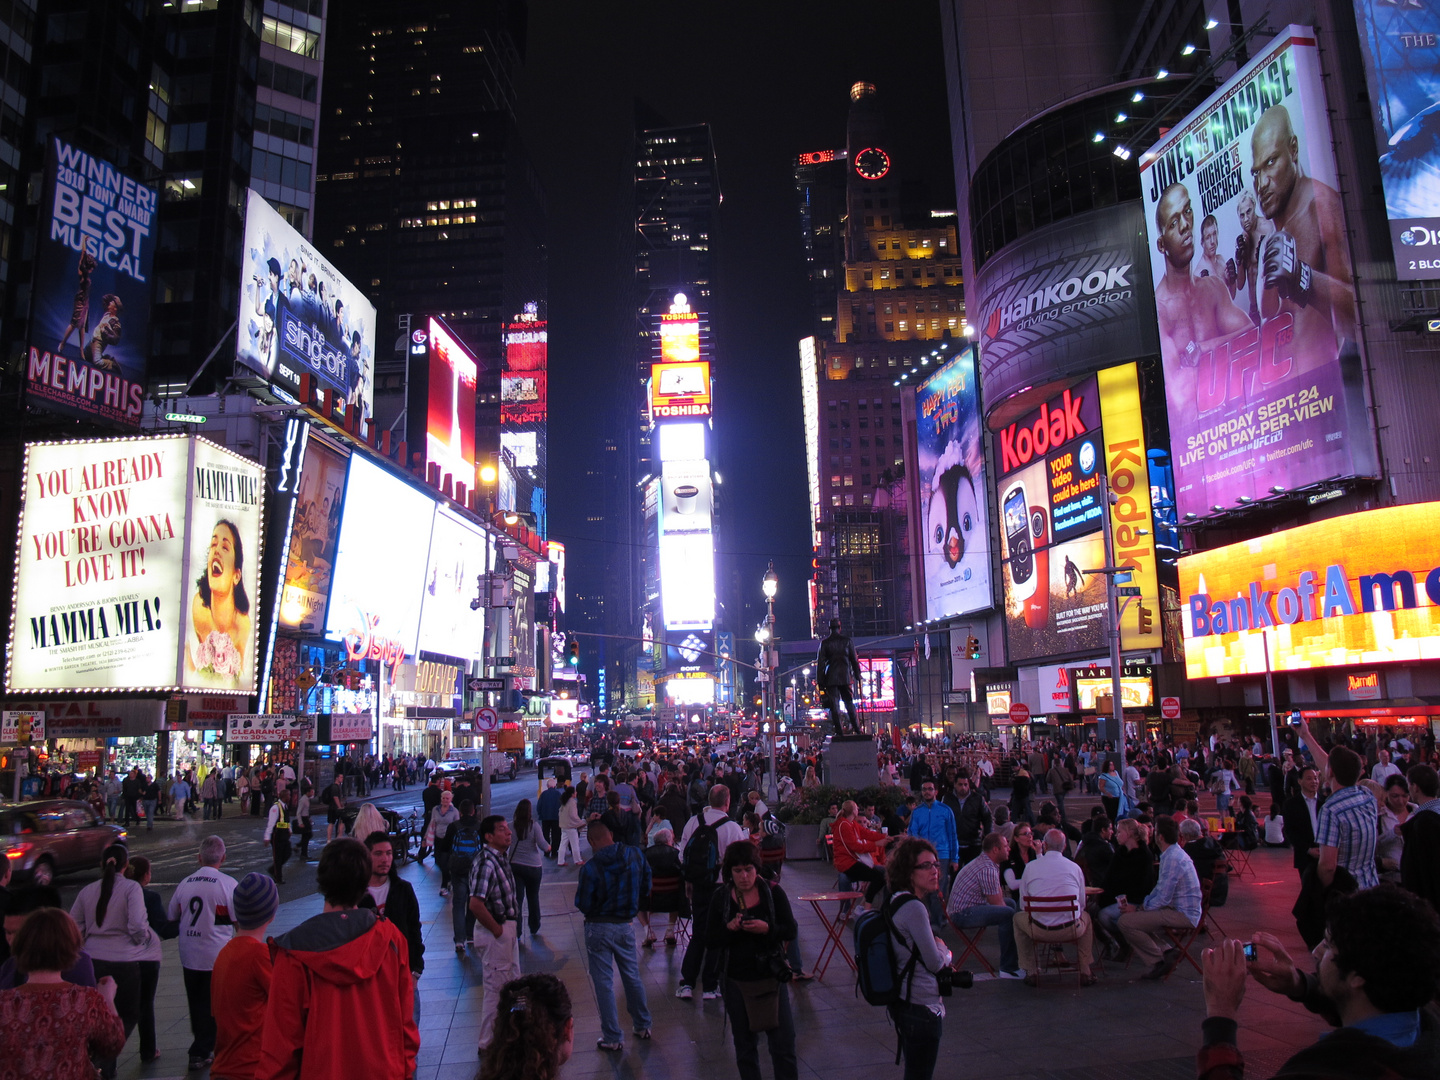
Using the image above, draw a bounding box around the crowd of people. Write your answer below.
[1,718,1437,1080]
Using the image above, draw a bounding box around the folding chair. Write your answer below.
[1021,894,1086,988]
[646,874,691,949]
[949,922,998,975]
[1161,880,1213,980]
[760,842,786,882]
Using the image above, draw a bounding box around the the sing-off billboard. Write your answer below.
[25,138,159,427]
[914,349,991,620]
[1179,502,1440,678]
[1140,28,1376,522]
[238,190,377,421]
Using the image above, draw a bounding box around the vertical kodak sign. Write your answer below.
[1097,362,1161,649]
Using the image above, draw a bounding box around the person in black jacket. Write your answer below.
[1282,766,1326,881]
[125,856,178,1064]
[707,841,799,1080]
[1197,885,1440,1080]
[946,772,992,867]
[814,617,862,736]
[1093,817,1155,961]
[1401,764,1440,914]
[358,831,425,1015]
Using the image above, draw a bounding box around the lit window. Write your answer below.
[830,475,840,487]
[845,494,855,506]
[843,475,854,487]
[898,322,906,331]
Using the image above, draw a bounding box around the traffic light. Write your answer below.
[567,637,580,668]
[965,636,981,660]
[1137,604,1153,636]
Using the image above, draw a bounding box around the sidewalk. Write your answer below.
[117,839,1327,1080]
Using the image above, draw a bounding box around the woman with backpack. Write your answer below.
[880,838,953,1080]
[705,841,799,1080]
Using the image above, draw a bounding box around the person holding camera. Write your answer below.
[1197,885,1440,1079]
[706,841,799,1080]
[882,837,955,1080]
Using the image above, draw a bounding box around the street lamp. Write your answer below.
[762,561,779,801]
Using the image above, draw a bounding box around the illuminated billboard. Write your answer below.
[915,348,991,620]
[417,506,488,662]
[324,454,436,661]
[659,532,715,631]
[1097,363,1162,650]
[547,541,566,613]
[858,658,896,710]
[801,337,822,547]
[238,190,377,420]
[658,310,700,364]
[500,431,537,469]
[8,436,263,694]
[1351,2,1440,279]
[659,463,713,534]
[657,422,706,463]
[1178,502,1440,678]
[1139,28,1376,521]
[502,307,547,426]
[422,318,476,491]
[25,137,158,427]
[650,361,712,419]
[279,439,347,631]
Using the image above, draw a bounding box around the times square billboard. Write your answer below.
[237,189,377,421]
[24,138,159,427]
[995,364,1162,662]
[1139,28,1377,522]
[1350,1,1440,279]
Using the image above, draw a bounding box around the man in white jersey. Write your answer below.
[167,835,238,1072]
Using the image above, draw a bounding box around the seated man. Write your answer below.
[946,832,1021,978]
[1118,815,1202,980]
[1197,885,1440,1079]
[1179,817,1224,883]
[1014,828,1095,987]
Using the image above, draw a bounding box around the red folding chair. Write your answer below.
[1021,894,1086,988]
[647,874,691,949]
[949,922,997,975]
[1161,880,1213,980]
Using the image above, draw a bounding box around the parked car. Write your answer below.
[0,800,126,886]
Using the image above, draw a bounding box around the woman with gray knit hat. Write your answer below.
[210,872,279,1080]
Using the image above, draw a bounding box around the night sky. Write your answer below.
[517,2,954,640]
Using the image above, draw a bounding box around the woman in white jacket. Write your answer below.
[71,843,153,1077]
[556,785,586,866]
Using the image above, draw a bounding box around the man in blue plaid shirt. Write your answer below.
[1297,722,1380,891]
[576,819,652,1051]
[1118,815,1202,979]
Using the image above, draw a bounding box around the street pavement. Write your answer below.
[66,775,1331,1080]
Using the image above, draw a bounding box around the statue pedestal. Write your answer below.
[823,736,876,791]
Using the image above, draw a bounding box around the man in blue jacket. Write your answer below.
[576,820,653,1052]
[909,779,960,876]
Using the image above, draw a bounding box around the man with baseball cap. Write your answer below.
[210,872,279,1080]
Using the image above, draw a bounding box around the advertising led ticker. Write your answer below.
[502,306,547,426]
[421,318,477,491]
[1139,28,1376,520]
[1179,502,1440,678]
[25,138,159,427]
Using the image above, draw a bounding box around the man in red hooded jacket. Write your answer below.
[258,838,419,1080]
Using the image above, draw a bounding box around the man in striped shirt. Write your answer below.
[1118,815,1202,979]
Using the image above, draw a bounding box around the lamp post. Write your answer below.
[762,561,779,802]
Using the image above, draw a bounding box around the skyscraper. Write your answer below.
[314,0,546,493]
[800,82,965,640]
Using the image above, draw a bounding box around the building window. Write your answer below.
[845,494,855,505]
[862,473,871,485]
[831,495,842,507]
[261,17,320,58]
[844,475,854,487]
[897,321,906,331]
[880,270,890,280]
[830,475,841,488]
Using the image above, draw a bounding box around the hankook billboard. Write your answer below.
[1139,27,1376,521]
[973,202,1158,412]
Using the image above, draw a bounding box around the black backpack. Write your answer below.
[854,891,920,1007]
[684,817,721,884]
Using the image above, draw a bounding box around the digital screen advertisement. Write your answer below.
[858,657,896,710]
[417,506,488,662]
[659,462,713,534]
[1178,501,1440,678]
[238,189,377,420]
[181,439,265,692]
[1003,529,1108,662]
[914,348,992,620]
[423,318,476,491]
[1139,28,1376,521]
[324,454,436,661]
[8,436,263,694]
[25,137,159,427]
[1351,0,1440,279]
[659,532,716,631]
[665,630,715,673]
[279,439,347,631]
[1097,363,1163,651]
[658,310,701,364]
[650,362,712,419]
[502,306,547,426]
